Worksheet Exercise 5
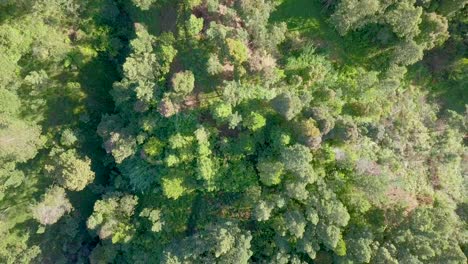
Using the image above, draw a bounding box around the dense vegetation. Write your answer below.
[0,0,466,263]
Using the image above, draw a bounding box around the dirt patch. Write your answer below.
[386,187,419,214]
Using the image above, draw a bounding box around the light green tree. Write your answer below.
[32,186,73,225]
[384,1,422,39]
[257,160,284,186]
[87,193,138,243]
[46,149,95,191]
[244,112,266,131]
[226,38,249,64]
[184,15,204,38]
[172,70,195,95]
[162,176,187,199]
[132,0,158,10]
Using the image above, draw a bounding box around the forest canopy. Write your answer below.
[0,0,467,263]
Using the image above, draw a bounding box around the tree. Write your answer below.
[172,70,195,95]
[111,25,177,111]
[328,0,449,69]
[119,156,158,192]
[140,208,163,232]
[103,132,137,164]
[308,185,350,251]
[88,241,119,264]
[328,117,358,143]
[87,193,138,243]
[0,89,20,115]
[60,128,78,147]
[184,0,202,9]
[378,205,467,263]
[254,200,275,221]
[161,222,253,263]
[132,0,158,10]
[392,40,424,66]
[143,137,165,157]
[284,210,307,238]
[330,0,380,35]
[297,118,322,149]
[0,162,25,201]
[46,149,95,191]
[0,116,44,163]
[161,176,187,199]
[158,96,180,117]
[32,186,73,225]
[271,93,303,121]
[235,0,286,52]
[438,0,468,17]
[257,159,284,186]
[5,0,463,262]
[207,53,224,75]
[340,227,373,263]
[384,1,422,39]
[183,15,204,38]
[226,38,249,64]
[244,112,266,131]
[222,81,277,106]
[417,12,449,50]
[280,144,315,181]
[309,106,335,135]
[228,112,243,129]
[0,230,40,264]
[212,102,232,122]
[194,127,217,189]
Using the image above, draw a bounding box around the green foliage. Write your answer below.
[183,15,204,38]
[257,160,284,186]
[60,129,78,147]
[103,132,137,164]
[172,70,195,95]
[119,156,158,192]
[132,0,158,10]
[87,193,138,243]
[393,40,425,66]
[437,0,468,16]
[226,38,249,64]
[281,144,314,181]
[212,102,233,122]
[161,222,253,264]
[330,0,381,36]
[417,12,449,49]
[1,0,466,262]
[46,149,95,191]
[184,0,202,9]
[0,231,40,264]
[143,137,165,157]
[0,116,44,163]
[194,127,217,188]
[328,0,458,68]
[207,53,224,75]
[384,1,422,39]
[297,118,322,149]
[140,208,163,232]
[0,90,20,115]
[32,186,73,225]
[378,204,467,263]
[244,112,266,131]
[162,176,187,199]
[271,93,303,120]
